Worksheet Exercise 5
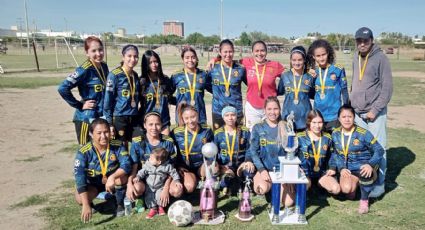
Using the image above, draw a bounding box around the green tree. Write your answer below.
[185,32,204,45]
[239,32,251,46]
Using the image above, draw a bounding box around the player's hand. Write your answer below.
[82,100,96,110]
[360,164,373,178]
[159,188,170,207]
[205,58,217,71]
[105,176,115,193]
[81,203,92,223]
[126,183,136,201]
[244,162,255,173]
[340,168,351,178]
[366,111,376,122]
[132,177,140,184]
[109,126,115,139]
[325,169,336,176]
[308,68,317,78]
[260,169,271,182]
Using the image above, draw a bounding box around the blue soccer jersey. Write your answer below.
[329,126,384,172]
[207,61,246,116]
[103,67,140,124]
[171,124,214,170]
[313,64,349,122]
[73,139,131,193]
[170,68,211,124]
[140,75,173,127]
[214,125,251,170]
[58,60,109,122]
[248,121,288,171]
[277,70,314,130]
[297,131,332,178]
[129,134,177,165]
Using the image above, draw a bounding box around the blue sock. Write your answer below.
[115,185,126,206]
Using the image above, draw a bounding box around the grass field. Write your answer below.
[2,47,425,229]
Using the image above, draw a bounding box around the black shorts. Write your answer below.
[212,113,244,131]
[74,121,90,145]
[113,115,139,142]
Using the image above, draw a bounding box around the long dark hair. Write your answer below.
[141,50,164,79]
[307,39,335,69]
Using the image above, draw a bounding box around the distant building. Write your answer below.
[115,28,126,38]
[0,28,17,37]
[163,20,184,37]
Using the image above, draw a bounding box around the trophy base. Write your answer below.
[235,213,254,222]
[193,210,225,225]
[268,211,308,225]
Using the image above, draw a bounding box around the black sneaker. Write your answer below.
[116,204,125,217]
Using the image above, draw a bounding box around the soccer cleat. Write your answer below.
[158,206,166,216]
[146,208,158,219]
[358,199,369,214]
[116,204,125,217]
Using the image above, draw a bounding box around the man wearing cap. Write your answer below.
[350,27,393,198]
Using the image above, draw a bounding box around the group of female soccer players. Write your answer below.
[59,36,384,223]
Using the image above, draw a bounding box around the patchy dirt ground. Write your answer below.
[0,71,423,229]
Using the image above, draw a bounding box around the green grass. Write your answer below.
[0,76,63,89]
[390,77,425,106]
[37,127,425,229]
[15,155,43,162]
[11,194,50,209]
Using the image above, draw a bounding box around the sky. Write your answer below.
[1,0,424,38]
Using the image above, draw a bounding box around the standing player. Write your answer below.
[58,36,109,145]
[277,46,314,131]
[207,39,246,130]
[140,50,173,135]
[307,39,349,132]
[104,45,140,143]
[171,46,210,124]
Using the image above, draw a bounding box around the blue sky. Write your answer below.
[1,0,424,38]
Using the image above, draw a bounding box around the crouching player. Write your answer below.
[214,106,254,196]
[74,118,131,223]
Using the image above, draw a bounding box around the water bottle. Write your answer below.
[124,197,132,216]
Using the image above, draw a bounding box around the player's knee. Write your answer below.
[184,182,196,193]
[169,186,183,198]
[340,183,352,194]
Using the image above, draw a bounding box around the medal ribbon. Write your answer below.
[318,65,329,96]
[122,67,136,102]
[148,76,161,107]
[90,60,106,84]
[308,131,322,168]
[94,144,110,177]
[291,68,303,101]
[224,129,237,163]
[220,61,233,94]
[255,62,266,94]
[341,127,355,161]
[358,53,370,81]
[184,69,197,104]
[184,126,198,164]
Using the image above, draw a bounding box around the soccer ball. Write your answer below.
[202,142,218,158]
[168,200,193,227]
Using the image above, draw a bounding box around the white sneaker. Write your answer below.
[369,184,385,198]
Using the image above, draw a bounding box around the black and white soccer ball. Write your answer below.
[167,200,193,227]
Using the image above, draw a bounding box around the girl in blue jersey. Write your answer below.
[207,39,246,130]
[325,105,384,214]
[297,110,339,193]
[249,97,295,207]
[307,39,349,132]
[214,106,254,195]
[58,36,109,145]
[170,46,211,124]
[74,118,131,222]
[171,103,214,193]
[104,45,140,143]
[127,112,182,208]
[140,50,173,135]
[277,46,314,131]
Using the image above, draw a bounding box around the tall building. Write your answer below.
[163,21,184,37]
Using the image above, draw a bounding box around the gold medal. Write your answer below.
[318,65,329,99]
[358,53,370,81]
[102,175,107,184]
[225,128,237,168]
[225,91,230,97]
[220,61,233,97]
[313,165,320,172]
[293,99,299,105]
[292,69,303,106]
[184,68,197,106]
[184,126,198,166]
[255,61,266,96]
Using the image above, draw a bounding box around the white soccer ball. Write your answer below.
[202,142,218,158]
[168,200,193,227]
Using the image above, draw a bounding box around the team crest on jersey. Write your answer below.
[353,139,360,146]
[94,84,103,92]
[304,79,310,85]
[110,154,116,161]
[122,90,129,97]
[198,77,203,84]
[119,130,125,136]
[322,144,328,151]
[221,149,227,155]
[285,86,291,92]
[260,138,267,146]
[179,87,186,94]
[233,70,239,77]
[74,159,80,167]
[146,93,153,101]
[331,73,337,81]
[304,152,309,159]
[213,79,220,86]
[202,138,207,144]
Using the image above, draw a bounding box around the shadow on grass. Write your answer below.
[385,146,416,195]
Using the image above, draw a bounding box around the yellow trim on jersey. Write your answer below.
[297,131,306,137]
[356,126,367,134]
[110,139,122,146]
[214,127,224,135]
[81,60,92,69]
[334,63,344,69]
[79,142,92,154]
[323,132,332,139]
[371,138,377,144]
[173,126,185,134]
[80,122,89,145]
[132,136,142,142]
[112,68,123,75]
[162,135,174,143]
[239,125,249,132]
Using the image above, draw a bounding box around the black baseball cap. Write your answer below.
[355,27,373,40]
